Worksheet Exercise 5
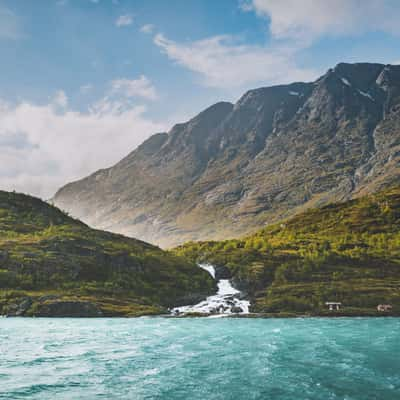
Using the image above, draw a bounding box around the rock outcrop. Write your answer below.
[34,300,103,317]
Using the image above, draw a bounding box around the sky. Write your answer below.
[1,0,400,199]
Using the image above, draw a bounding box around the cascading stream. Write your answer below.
[172,264,250,315]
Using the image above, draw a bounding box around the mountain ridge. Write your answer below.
[174,185,400,316]
[53,62,400,247]
[0,190,215,316]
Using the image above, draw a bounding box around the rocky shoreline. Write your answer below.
[2,294,398,319]
[3,310,399,318]
[2,263,398,318]
[2,297,104,317]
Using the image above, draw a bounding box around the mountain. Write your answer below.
[0,190,214,317]
[174,186,400,316]
[53,62,400,248]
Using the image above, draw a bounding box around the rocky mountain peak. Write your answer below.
[53,62,400,247]
[159,101,233,155]
[376,65,394,89]
[332,62,384,90]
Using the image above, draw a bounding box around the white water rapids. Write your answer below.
[172,264,250,316]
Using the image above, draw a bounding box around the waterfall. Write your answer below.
[171,264,250,315]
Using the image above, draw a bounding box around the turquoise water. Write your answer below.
[0,318,399,399]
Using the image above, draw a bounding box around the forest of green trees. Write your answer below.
[174,186,400,315]
[0,190,214,316]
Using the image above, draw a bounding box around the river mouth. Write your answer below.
[171,264,250,316]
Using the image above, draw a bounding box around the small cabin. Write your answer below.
[325,302,342,311]
[377,304,392,312]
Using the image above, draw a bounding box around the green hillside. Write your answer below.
[0,191,215,317]
[174,186,400,316]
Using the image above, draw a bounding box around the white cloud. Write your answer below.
[238,0,254,12]
[0,95,166,199]
[153,1,400,90]
[110,76,158,100]
[116,14,133,27]
[154,33,317,89]
[79,84,93,94]
[0,5,21,40]
[52,90,68,108]
[245,0,400,43]
[140,24,155,34]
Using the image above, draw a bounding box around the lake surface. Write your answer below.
[0,318,399,399]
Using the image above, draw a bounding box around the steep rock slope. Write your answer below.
[54,63,400,247]
[0,191,214,316]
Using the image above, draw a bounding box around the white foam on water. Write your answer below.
[171,264,250,316]
[199,264,216,278]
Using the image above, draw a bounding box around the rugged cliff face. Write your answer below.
[53,63,400,247]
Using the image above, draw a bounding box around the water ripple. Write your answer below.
[0,318,399,399]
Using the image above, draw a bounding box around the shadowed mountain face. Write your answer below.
[53,63,400,247]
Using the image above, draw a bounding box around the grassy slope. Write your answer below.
[0,191,215,316]
[174,186,400,316]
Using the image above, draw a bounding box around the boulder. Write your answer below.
[33,300,103,317]
[38,294,59,303]
[5,297,33,316]
[15,297,33,316]
[214,265,231,280]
